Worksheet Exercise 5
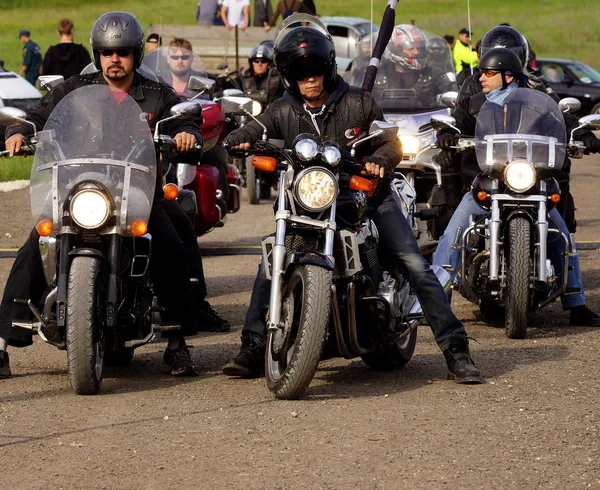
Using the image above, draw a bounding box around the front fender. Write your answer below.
[286,251,334,272]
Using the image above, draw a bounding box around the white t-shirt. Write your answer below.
[223,0,249,27]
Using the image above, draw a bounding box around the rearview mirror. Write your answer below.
[368,120,398,141]
[431,114,460,133]
[223,88,243,97]
[440,91,458,108]
[0,107,28,126]
[170,101,203,120]
[187,76,215,93]
[577,114,600,130]
[220,96,254,115]
[38,75,64,91]
[558,97,581,114]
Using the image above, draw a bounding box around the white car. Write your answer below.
[319,17,379,72]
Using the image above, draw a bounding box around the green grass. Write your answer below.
[1,0,599,73]
[0,156,32,182]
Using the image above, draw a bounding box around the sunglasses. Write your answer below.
[480,69,500,78]
[100,49,133,58]
[169,55,191,61]
[252,59,268,64]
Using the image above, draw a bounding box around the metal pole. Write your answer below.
[235,25,239,70]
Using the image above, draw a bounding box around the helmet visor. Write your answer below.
[274,13,331,48]
[289,56,328,81]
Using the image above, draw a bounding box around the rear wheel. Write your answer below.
[265,265,331,399]
[66,256,105,395]
[590,102,600,114]
[246,157,260,205]
[361,327,417,370]
[505,217,530,339]
[105,344,134,367]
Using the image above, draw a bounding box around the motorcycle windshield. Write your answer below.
[347,28,456,112]
[142,46,207,94]
[475,88,567,175]
[30,85,156,235]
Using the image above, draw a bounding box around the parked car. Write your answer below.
[0,62,42,149]
[537,58,600,115]
[319,17,379,72]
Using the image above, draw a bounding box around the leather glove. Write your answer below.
[222,131,252,149]
[581,134,600,154]
[361,155,389,176]
[437,131,458,152]
[433,150,457,170]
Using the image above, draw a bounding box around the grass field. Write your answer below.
[1,0,599,73]
[0,156,32,182]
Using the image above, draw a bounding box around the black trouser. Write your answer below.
[242,191,466,350]
[0,199,204,346]
[201,145,230,201]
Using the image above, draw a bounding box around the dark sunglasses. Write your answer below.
[252,59,268,64]
[480,69,500,78]
[169,55,191,61]
[99,49,133,58]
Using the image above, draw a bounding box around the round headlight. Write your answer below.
[399,135,419,155]
[70,190,110,229]
[505,160,536,192]
[251,100,262,116]
[294,168,338,211]
[294,138,319,161]
[322,145,341,166]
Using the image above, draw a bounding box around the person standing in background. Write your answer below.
[253,0,273,30]
[196,0,220,25]
[453,27,477,73]
[221,0,250,31]
[268,0,314,29]
[42,19,91,80]
[18,30,42,86]
[443,34,455,50]
[303,0,317,15]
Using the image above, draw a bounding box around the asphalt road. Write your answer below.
[0,154,598,489]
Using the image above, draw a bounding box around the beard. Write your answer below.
[104,64,130,80]
[171,66,191,78]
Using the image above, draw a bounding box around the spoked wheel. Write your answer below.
[265,265,331,400]
[361,326,418,370]
[66,256,105,395]
[246,157,261,205]
[505,217,531,339]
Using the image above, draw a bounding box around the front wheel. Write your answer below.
[66,256,105,395]
[265,265,331,399]
[246,157,260,205]
[505,217,531,339]
[361,327,418,370]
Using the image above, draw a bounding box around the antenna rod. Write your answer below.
[467,0,473,75]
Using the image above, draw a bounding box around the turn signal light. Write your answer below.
[550,193,561,203]
[163,183,179,200]
[349,175,374,192]
[477,191,488,201]
[36,220,53,237]
[252,156,277,172]
[130,220,148,237]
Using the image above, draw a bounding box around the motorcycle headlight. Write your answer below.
[322,144,341,166]
[504,160,536,193]
[399,135,419,155]
[294,168,338,211]
[70,190,110,229]
[294,138,319,161]
[251,100,262,116]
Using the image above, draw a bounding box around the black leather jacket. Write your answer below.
[237,67,284,106]
[225,76,402,172]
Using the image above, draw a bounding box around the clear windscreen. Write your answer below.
[31,85,156,234]
[346,27,456,111]
[273,14,331,48]
[142,46,207,93]
[475,88,567,175]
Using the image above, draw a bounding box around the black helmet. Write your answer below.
[249,43,274,64]
[90,12,145,69]
[427,37,447,57]
[480,26,529,69]
[479,47,523,89]
[274,26,337,96]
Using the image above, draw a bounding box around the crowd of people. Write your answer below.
[1,9,599,388]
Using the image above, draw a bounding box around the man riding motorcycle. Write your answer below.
[0,12,227,379]
[235,43,284,105]
[221,25,483,384]
[432,48,600,328]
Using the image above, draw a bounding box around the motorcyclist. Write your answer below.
[371,25,457,109]
[427,36,455,75]
[433,48,600,328]
[235,43,284,106]
[0,12,227,379]
[221,25,483,384]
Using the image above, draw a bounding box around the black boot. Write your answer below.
[569,305,600,327]
[196,301,231,332]
[222,332,266,378]
[0,350,11,378]
[442,334,483,384]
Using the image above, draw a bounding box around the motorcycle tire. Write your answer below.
[66,256,105,395]
[246,156,261,205]
[260,181,272,200]
[104,345,134,367]
[361,327,417,370]
[505,217,530,339]
[265,265,331,400]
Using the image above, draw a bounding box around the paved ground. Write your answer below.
[0,154,599,489]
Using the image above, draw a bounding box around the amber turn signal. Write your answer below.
[163,183,179,200]
[550,193,561,203]
[36,220,53,237]
[130,220,148,237]
[477,191,488,201]
[252,156,277,172]
[349,175,374,192]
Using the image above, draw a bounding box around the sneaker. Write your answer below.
[163,342,199,376]
[222,332,266,378]
[196,302,231,332]
[569,306,600,327]
[0,350,11,378]
[442,334,483,384]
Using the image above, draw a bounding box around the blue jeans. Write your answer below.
[433,192,585,309]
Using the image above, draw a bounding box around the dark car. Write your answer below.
[537,58,600,115]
